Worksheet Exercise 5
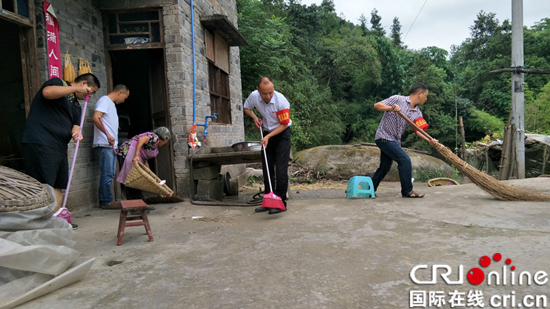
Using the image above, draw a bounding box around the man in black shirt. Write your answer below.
[22,73,100,212]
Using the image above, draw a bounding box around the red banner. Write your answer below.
[44,1,62,79]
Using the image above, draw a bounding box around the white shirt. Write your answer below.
[243,90,292,131]
[92,95,119,147]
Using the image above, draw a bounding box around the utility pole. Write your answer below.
[491,1,550,179]
[511,0,525,179]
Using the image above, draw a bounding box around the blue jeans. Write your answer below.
[372,139,413,196]
[93,147,116,205]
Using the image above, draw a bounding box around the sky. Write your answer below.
[299,0,550,52]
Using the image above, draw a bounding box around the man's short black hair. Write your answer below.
[74,73,101,89]
[113,84,128,92]
[409,82,428,95]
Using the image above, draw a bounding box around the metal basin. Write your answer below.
[231,142,261,152]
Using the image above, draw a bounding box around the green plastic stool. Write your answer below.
[346,176,375,199]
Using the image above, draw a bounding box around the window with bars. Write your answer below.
[208,62,231,124]
[106,10,162,48]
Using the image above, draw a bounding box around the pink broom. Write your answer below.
[56,94,90,224]
[259,121,286,211]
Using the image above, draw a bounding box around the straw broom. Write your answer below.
[397,111,550,201]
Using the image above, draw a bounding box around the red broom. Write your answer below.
[259,122,286,210]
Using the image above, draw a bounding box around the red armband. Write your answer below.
[413,117,429,132]
[276,109,290,125]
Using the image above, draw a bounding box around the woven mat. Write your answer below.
[124,161,173,197]
[0,166,53,212]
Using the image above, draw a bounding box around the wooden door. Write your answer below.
[148,49,174,190]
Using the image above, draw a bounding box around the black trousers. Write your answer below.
[262,127,291,201]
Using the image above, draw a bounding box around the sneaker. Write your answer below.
[255,207,270,213]
[71,223,79,229]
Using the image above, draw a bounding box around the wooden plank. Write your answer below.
[214,33,229,74]
[490,68,550,74]
[99,0,176,10]
[0,8,32,27]
[106,43,164,50]
[205,29,214,61]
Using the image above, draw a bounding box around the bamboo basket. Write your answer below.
[124,161,173,197]
[427,177,459,187]
[0,166,53,212]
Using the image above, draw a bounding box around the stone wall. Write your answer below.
[35,0,106,211]
[165,0,245,197]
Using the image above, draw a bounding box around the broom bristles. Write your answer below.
[433,143,550,202]
[395,110,550,201]
[262,192,286,210]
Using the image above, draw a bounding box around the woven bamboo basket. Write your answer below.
[427,177,459,187]
[124,161,173,197]
[0,166,53,212]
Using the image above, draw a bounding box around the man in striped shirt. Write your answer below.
[372,82,438,198]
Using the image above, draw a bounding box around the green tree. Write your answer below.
[450,11,513,119]
[370,8,386,37]
[359,14,369,36]
[237,0,290,90]
[526,81,550,133]
[468,109,505,137]
[390,17,403,49]
[236,1,550,153]
[318,26,381,100]
[237,0,344,150]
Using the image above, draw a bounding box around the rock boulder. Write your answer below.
[294,145,454,181]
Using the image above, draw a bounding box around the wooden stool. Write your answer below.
[117,200,153,246]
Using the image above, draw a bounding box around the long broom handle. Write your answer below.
[396,110,435,142]
[62,94,89,209]
[259,123,274,194]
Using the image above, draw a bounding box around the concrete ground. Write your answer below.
[18,178,550,309]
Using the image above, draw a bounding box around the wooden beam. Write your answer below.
[200,15,248,46]
[490,68,550,74]
[0,8,32,27]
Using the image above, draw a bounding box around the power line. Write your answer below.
[404,0,428,41]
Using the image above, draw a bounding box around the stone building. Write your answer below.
[0,0,247,210]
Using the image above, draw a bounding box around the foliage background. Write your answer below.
[237,0,550,152]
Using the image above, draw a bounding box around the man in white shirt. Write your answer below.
[92,84,129,209]
[244,77,292,214]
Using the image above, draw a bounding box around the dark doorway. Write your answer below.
[109,48,174,190]
[0,19,26,171]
